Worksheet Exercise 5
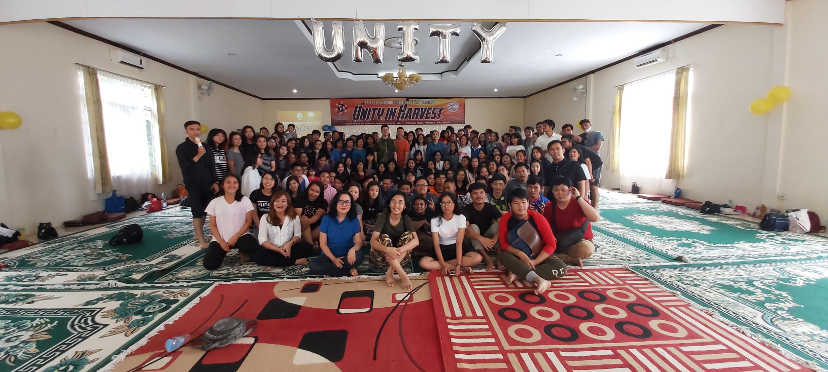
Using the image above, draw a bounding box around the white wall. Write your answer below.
[524,24,784,211]
[524,77,590,128]
[0,22,264,234]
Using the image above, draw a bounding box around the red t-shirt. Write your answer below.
[543,198,593,241]
[395,139,410,167]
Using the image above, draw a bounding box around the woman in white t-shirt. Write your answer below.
[505,135,526,159]
[419,192,483,274]
[254,190,313,267]
[204,175,258,270]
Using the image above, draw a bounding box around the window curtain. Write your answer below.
[96,70,162,196]
[608,86,623,172]
[666,66,690,179]
[152,85,169,184]
[80,66,112,194]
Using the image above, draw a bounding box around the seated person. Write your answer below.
[255,190,313,267]
[309,191,364,277]
[497,187,568,294]
[419,192,483,274]
[407,195,435,258]
[248,172,277,230]
[295,181,327,245]
[526,175,550,214]
[462,182,502,270]
[543,176,600,267]
[370,192,420,291]
[203,175,258,270]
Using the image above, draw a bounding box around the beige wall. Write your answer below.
[0,22,264,233]
[524,24,784,210]
[524,77,590,127]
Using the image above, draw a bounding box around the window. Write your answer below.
[79,69,163,195]
[618,71,676,179]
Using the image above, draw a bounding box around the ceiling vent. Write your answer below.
[114,50,145,69]
[634,49,666,69]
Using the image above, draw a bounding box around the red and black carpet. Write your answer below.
[429,268,811,372]
[113,277,442,371]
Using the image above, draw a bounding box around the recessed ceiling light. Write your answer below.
[292,89,298,94]
[493,88,499,92]
[394,89,399,93]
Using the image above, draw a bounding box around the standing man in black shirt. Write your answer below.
[176,120,217,249]
[543,140,588,199]
[463,183,502,270]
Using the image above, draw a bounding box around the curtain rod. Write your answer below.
[74,63,167,88]
[615,64,691,88]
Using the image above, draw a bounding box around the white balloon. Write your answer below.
[352,21,385,63]
[428,24,460,64]
[311,20,344,62]
[397,22,420,63]
[472,23,507,63]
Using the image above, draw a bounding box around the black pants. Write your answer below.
[254,241,314,267]
[203,234,258,270]
[309,249,365,276]
[186,184,213,219]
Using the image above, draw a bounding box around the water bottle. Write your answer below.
[165,334,190,352]
[161,192,167,201]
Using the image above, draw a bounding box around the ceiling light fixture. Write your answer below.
[380,64,421,91]
[493,88,499,92]
[292,89,298,94]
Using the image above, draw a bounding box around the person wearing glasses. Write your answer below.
[309,191,364,277]
[418,192,483,274]
[498,187,567,295]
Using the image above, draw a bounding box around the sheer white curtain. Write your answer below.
[96,70,163,196]
[618,71,677,194]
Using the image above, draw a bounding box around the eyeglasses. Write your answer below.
[337,200,352,205]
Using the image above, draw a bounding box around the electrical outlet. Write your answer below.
[777,193,786,201]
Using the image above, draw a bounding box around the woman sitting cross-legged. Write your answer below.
[309,191,365,277]
[370,191,419,291]
[254,190,314,267]
[419,192,483,275]
[203,175,258,270]
[543,176,600,267]
[295,181,328,246]
[497,187,568,294]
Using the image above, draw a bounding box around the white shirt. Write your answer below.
[458,145,472,159]
[258,214,301,246]
[431,214,467,246]
[205,197,255,242]
[505,145,526,158]
[534,133,562,152]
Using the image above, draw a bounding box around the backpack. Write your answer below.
[0,223,19,245]
[700,201,722,215]
[760,213,789,232]
[146,198,163,213]
[37,222,58,241]
[124,197,139,213]
[109,224,143,246]
[808,211,826,233]
[787,209,811,233]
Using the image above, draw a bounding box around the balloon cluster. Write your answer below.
[0,112,22,130]
[200,123,208,133]
[750,86,792,115]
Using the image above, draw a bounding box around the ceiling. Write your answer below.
[63,19,708,99]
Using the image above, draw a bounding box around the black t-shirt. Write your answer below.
[363,198,382,223]
[543,159,587,187]
[462,203,501,233]
[574,144,603,168]
[248,189,273,218]
[175,139,215,189]
[295,195,328,220]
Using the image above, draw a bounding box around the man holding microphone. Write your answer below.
[176,120,218,248]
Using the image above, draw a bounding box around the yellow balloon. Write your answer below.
[749,98,774,115]
[767,85,792,104]
[0,112,22,130]
[200,124,208,133]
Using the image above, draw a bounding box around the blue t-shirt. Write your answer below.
[320,215,361,256]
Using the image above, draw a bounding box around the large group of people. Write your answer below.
[176,118,604,293]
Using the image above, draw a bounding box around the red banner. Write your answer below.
[330,98,465,125]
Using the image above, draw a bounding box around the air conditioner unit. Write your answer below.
[634,49,666,69]
[115,50,145,69]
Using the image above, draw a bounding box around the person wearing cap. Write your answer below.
[497,188,567,295]
[504,162,530,202]
[489,173,508,213]
[176,120,217,249]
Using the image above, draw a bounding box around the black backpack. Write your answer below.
[0,223,20,245]
[124,197,140,213]
[109,224,143,246]
[700,201,722,215]
[37,222,58,241]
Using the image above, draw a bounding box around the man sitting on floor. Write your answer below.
[463,182,502,270]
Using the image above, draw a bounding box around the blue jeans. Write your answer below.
[309,249,365,276]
